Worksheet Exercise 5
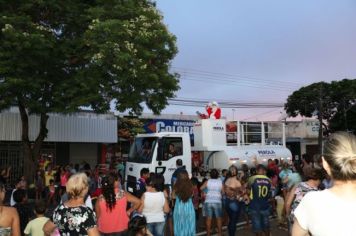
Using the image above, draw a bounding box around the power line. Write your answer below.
[180,76,295,92]
[176,70,300,90]
[176,70,299,92]
[173,66,303,86]
[176,96,283,104]
[171,98,283,106]
[241,108,282,121]
[168,98,284,108]
[168,103,282,108]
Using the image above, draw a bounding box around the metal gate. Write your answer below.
[0,142,23,186]
[0,142,57,186]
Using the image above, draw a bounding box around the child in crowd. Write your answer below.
[34,170,45,200]
[44,166,56,187]
[275,191,286,230]
[163,185,173,236]
[191,177,200,221]
[13,189,35,236]
[127,215,153,236]
[45,179,57,206]
[10,178,26,206]
[136,168,150,198]
[200,178,208,219]
[24,201,48,236]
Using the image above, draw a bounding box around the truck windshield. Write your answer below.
[128,137,157,163]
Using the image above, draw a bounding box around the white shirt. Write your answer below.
[85,195,93,209]
[294,189,356,236]
[10,189,16,206]
[205,179,222,203]
[142,192,165,223]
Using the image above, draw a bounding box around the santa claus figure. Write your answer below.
[205,102,212,117]
[209,101,221,119]
[197,101,222,119]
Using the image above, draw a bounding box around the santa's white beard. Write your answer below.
[210,107,218,119]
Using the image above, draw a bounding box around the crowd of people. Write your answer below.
[0,131,355,236]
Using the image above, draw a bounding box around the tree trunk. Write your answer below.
[18,100,49,183]
[33,113,49,159]
[23,143,36,183]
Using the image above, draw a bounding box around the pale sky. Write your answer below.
[147,0,356,121]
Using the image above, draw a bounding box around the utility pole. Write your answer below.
[317,84,324,155]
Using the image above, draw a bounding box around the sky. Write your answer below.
[143,0,356,121]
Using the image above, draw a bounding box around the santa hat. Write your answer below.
[211,101,219,107]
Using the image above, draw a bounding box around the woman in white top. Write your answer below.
[139,174,169,236]
[293,132,356,236]
[200,169,223,236]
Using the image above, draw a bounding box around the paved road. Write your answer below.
[196,219,288,236]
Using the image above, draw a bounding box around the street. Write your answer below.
[196,219,288,236]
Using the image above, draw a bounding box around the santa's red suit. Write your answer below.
[206,105,212,118]
[198,102,221,119]
[210,105,221,119]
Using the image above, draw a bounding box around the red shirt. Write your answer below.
[97,191,129,233]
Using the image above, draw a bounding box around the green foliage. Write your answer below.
[285,82,335,120]
[285,79,356,132]
[0,0,179,115]
[118,117,145,140]
[329,79,356,133]
[329,106,356,134]
[0,0,179,181]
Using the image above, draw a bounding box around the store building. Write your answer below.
[0,107,117,179]
[268,119,319,160]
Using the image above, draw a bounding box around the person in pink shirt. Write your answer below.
[59,167,70,196]
[95,173,141,235]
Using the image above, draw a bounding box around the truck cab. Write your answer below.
[125,132,192,194]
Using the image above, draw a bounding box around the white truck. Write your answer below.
[125,119,292,192]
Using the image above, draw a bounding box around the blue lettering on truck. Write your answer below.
[144,119,195,135]
[257,150,276,155]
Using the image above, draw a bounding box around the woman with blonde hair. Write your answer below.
[293,132,356,236]
[43,173,99,236]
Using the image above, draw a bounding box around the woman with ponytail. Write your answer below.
[95,172,141,236]
[292,132,356,236]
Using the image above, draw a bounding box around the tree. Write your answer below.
[329,106,356,134]
[329,79,356,134]
[118,117,145,141]
[285,82,335,154]
[0,0,179,181]
[285,80,356,154]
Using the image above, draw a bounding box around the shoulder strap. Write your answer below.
[116,190,125,199]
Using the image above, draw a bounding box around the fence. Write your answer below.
[0,142,23,186]
[0,142,56,186]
